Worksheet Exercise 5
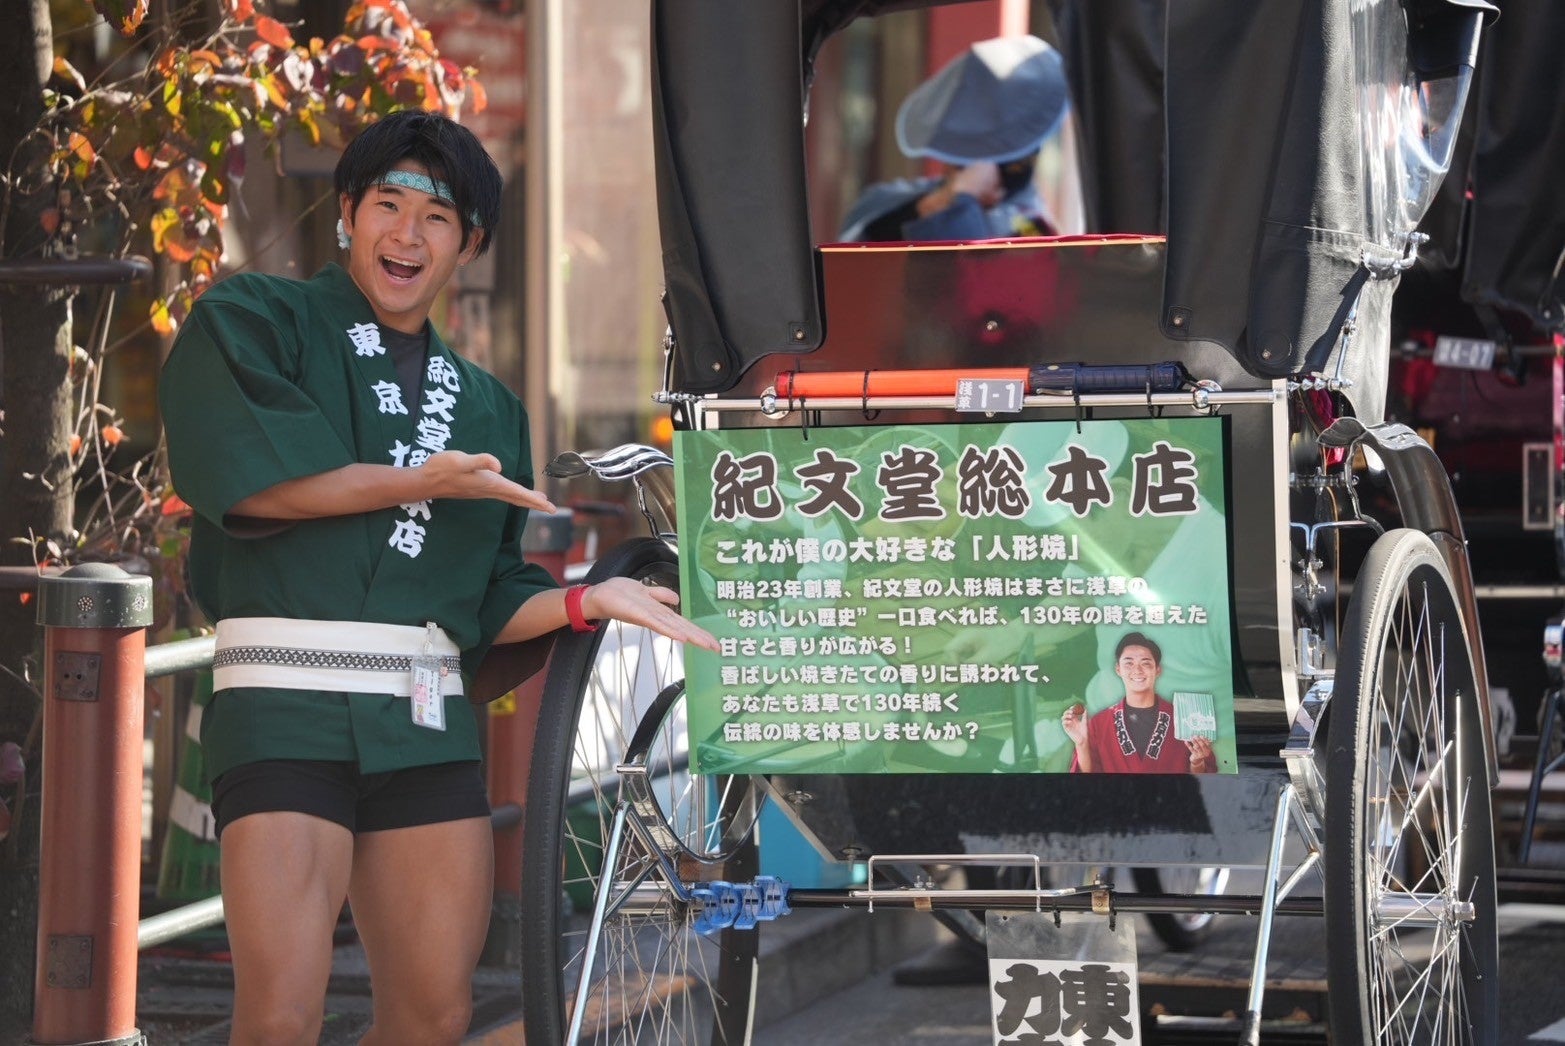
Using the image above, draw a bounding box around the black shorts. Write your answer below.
[209,759,490,837]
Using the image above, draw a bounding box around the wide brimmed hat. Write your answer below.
[895,35,1068,166]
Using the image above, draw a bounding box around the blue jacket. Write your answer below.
[838,177,1053,242]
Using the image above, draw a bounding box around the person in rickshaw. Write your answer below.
[1063,632,1216,774]
[838,33,1069,243]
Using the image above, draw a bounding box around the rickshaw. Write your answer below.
[516,1,1502,1043]
[1377,0,1565,867]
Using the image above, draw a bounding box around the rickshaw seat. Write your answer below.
[798,233,1170,377]
[817,232,1164,251]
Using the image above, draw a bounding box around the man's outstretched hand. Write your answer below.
[581,576,720,652]
[420,451,556,513]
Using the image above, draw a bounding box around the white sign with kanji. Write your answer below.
[986,912,1141,1045]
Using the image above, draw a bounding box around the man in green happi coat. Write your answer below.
[160,110,716,1046]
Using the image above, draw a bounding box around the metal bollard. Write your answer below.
[32,564,152,1046]
[482,508,573,966]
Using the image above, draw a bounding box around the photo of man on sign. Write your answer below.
[1062,632,1216,774]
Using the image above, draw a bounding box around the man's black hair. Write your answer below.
[998,156,1036,195]
[1114,631,1162,665]
[334,110,501,256]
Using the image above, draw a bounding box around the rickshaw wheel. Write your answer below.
[520,537,762,1045]
[1324,529,1498,1045]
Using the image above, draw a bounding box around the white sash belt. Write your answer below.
[212,617,464,697]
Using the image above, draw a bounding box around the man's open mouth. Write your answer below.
[381,256,423,281]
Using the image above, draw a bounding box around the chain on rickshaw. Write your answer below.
[516,1,1504,1043]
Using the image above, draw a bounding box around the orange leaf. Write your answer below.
[52,57,87,93]
[101,424,125,446]
[161,493,192,517]
[468,78,487,115]
[224,0,255,21]
[150,208,180,251]
[133,145,153,170]
[387,1,412,31]
[150,298,175,335]
[69,434,82,456]
[39,208,60,235]
[260,73,289,110]
[92,0,149,37]
[255,16,295,49]
[153,165,194,203]
[356,35,399,52]
[60,133,97,180]
[18,592,31,607]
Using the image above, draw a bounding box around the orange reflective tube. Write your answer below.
[773,367,1030,400]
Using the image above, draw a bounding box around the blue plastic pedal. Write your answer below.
[733,883,762,930]
[690,876,792,933]
[691,881,742,936]
[754,876,792,920]
[690,887,723,936]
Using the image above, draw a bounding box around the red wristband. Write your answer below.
[565,584,599,633]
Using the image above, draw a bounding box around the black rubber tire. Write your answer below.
[1324,529,1498,1044]
[519,537,760,1045]
[1130,866,1229,952]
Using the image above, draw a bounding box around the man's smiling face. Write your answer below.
[1115,644,1162,707]
[340,160,480,334]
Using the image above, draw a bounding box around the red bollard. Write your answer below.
[32,563,152,1046]
[482,508,573,966]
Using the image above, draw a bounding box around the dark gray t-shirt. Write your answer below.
[379,323,430,408]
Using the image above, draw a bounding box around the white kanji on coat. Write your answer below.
[423,387,457,423]
[372,381,408,415]
[414,416,452,452]
[401,500,433,521]
[388,440,413,467]
[425,356,462,392]
[388,518,427,557]
[347,322,384,357]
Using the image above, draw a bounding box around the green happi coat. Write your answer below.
[160,264,557,781]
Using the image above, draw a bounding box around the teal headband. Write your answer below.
[375,170,483,227]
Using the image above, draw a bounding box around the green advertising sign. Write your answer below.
[674,417,1237,776]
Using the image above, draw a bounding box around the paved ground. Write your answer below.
[753,900,1565,1046]
[132,887,1565,1045]
[136,936,525,1045]
[134,905,937,1044]
[129,764,1565,1043]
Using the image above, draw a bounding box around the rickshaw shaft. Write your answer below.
[782,888,1326,918]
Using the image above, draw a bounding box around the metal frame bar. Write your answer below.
[1521,685,1565,864]
[687,387,1278,419]
[1240,783,1320,1045]
[566,804,632,1046]
[784,888,1324,918]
